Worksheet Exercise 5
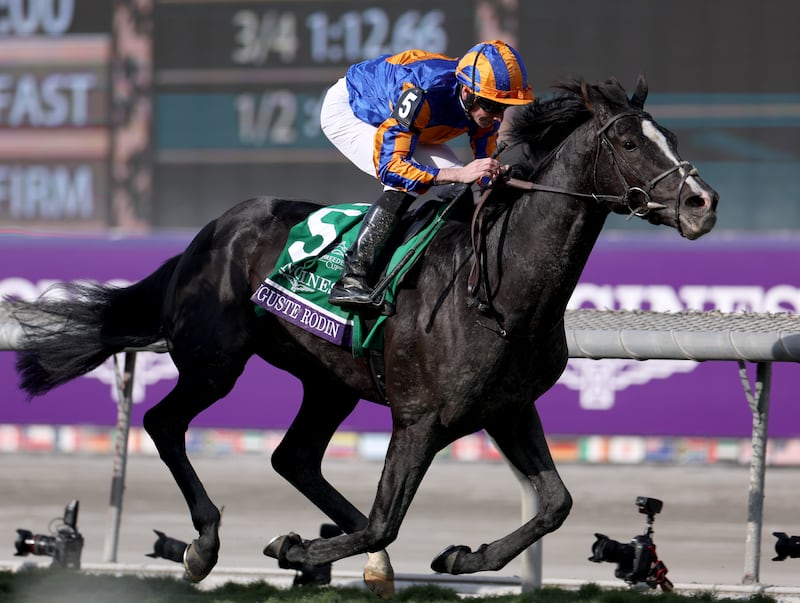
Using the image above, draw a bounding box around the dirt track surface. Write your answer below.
[2,453,799,588]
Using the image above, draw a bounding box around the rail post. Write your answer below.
[103,351,137,562]
[511,464,542,591]
[740,360,772,585]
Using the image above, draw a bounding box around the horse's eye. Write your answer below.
[623,140,637,151]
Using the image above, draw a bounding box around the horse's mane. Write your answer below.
[507,78,632,178]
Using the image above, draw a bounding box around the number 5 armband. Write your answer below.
[390,86,426,134]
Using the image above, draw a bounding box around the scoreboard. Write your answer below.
[0,0,112,228]
[152,0,476,227]
[0,1,492,229]
[154,2,463,153]
[3,2,797,231]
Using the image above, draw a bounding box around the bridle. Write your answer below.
[594,111,699,236]
[501,110,700,236]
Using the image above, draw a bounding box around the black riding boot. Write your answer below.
[328,191,410,310]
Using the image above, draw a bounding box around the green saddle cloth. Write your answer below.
[251,202,446,356]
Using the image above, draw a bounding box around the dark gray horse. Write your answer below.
[11,75,717,597]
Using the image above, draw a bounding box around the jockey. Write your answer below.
[320,39,535,311]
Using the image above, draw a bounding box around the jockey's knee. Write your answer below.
[374,190,415,215]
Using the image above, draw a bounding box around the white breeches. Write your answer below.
[319,78,463,194]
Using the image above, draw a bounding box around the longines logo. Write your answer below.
[91,352,179,404]
[568,283,800,314]
[3,278,799,408]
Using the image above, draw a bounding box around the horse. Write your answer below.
[10,74,717,597]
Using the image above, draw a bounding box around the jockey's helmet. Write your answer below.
[455,40,534,106]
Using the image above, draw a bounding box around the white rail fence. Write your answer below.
[2,305,800,590]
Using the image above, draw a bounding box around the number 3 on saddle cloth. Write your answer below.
[251,201,446,357]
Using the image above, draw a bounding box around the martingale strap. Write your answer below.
[467,187,496,301]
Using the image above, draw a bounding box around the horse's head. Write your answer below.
[509,74,718,240]
[582,74,718,239]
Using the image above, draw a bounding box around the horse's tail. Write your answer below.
[12,254,182,398]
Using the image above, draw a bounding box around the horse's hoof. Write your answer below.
[363,567,395,599]
[182,540,217,583]
[263,532,303,570]
[363,550,394,599]
[430,544,471,574]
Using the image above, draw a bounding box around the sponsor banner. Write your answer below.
[1,233,799,438]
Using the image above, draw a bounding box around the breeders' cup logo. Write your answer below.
[91,353,178,404]
[558,358,697,410]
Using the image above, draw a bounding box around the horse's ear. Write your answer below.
[630,73,648,109]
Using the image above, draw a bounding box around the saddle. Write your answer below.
[251,197,455,357]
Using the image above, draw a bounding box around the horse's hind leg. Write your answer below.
[266,415,442,580]
[143,367,245,581]
[269,378,395,597]
[431,404,573,574]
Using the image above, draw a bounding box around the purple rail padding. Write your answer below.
[1,231,799,437]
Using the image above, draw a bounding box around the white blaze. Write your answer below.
[641,119,705,195]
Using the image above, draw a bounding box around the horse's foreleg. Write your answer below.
[268,380,394,597]
[143,383,227,582]
[431,404,572,575]
[266,416,440,586]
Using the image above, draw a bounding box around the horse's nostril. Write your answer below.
[684,195,707,210]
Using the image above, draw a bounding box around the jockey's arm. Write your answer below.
[434,159,504,185]
[375,99,506,190]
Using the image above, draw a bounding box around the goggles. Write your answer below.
[474,96,509,115]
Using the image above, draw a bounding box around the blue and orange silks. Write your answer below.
[344,50,500,195]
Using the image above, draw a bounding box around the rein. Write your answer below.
[500,111,698,220]
[467,109,700,333]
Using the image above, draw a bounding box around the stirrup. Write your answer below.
[329,277,373,305]
[328,291,375,309]
[329,284,394,316]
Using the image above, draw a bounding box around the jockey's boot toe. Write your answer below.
[328,277,377,310]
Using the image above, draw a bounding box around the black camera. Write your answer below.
[14,500,84,569]
[635,495,662,517]
[773,532,800,561]
[589,496,672,591]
